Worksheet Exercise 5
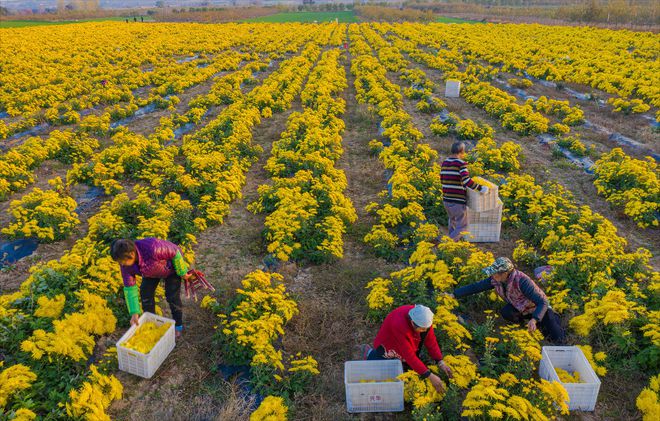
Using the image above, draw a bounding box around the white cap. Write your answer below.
[408,304,434,329]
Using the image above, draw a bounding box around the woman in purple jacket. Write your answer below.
[111,238,193,336]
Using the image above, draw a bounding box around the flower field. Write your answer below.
[0,20,657,421]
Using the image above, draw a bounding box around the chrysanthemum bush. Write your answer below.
[250,395,289,421]
[527,96,585,126]
[636,374,660,421]
[2,177,80,243]
[208,271,319,399]
[467,137,522,176]
[593,148,659,229]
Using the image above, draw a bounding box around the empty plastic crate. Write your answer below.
[344,360,404,413]
[539,346,601,411]
[466,199,502,242]
[117,312,176,379]
[467,183,499,212]
[445,79,461,98]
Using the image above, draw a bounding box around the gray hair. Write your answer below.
[451,141,466,155]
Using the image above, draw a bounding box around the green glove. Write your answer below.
[172,251,189,277]
[123,285,141,315]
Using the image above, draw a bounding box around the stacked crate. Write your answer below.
[466,180,502,242]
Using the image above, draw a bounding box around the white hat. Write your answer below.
[409,304,434,329]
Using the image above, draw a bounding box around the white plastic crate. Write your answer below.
[445,79,461,98]
[539,346,601,411]
[466,199,502,242]
[465,223,501,243]
[344,360,404,413]
[117,312,176,379]
[467,183,499,212]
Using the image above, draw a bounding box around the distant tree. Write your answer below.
[0,6,9,16]
[156,0,165,7]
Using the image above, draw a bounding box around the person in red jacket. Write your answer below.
[111,238,194,337]
[363,304,452,393]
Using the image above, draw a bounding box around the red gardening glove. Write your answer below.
[183,269,215,301]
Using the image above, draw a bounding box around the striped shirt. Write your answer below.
[440,157,482,204]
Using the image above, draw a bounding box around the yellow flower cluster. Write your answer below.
[593,148,659,229]
[467,137,522,176]
[636,374,660,421]
[10,409,37,421]
[398,366,446,409]
[471,177,496,190]
[0,131,97,200]
[555,368,582,383]
[2,177,80,243]
[443,355,478,389]
[576,345,607,377]
[0,363,37,407]
[608,97,651,114]
[122,321,172,354]
[250,395,288,421]
[462,81,550,136]
[220,271,298,370]
[66,365,123,421]
[462,376,569,420]
[499,325,543,364]
[527,96,584,126]
[21,290,116,362]
[569,290,642,338]
[33,294,66,319]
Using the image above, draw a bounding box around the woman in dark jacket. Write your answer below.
[111,238,193,336]
[451,257,566,344]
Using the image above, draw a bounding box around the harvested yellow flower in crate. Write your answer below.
[471,176,496,189]
[467,176,499,212]
[123,321,172,354]
[556,367,582,383]
[117,313,176,378]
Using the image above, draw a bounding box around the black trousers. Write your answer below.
[140,273,183,327]
[500,303,565,344]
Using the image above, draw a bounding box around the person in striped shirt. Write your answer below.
[441,142,488,241]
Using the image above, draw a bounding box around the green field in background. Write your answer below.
[435,15,482,24]
[244,11,358,23]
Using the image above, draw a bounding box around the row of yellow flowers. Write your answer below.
[349,24,445,261]
[0,130,98,200]
[248,49,357,263]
